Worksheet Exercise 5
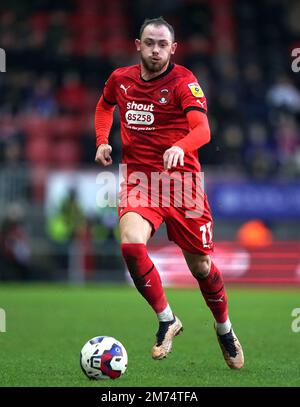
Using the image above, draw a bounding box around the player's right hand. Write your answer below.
[95,144,113,166]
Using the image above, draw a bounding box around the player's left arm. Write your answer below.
[163,76,211,170]
[163,110,211,170]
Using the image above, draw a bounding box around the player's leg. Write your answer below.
[182,250,244,369]
[120,211,183,359]
[165,190,244,368]
[181,252,228,325]
[120,211,167,313]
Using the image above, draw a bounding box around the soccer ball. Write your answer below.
[80,336,128,380]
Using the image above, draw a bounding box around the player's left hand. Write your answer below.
[163,146,184,170]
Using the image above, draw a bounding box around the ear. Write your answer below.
[135,39,141,51]
[171,42,177,55]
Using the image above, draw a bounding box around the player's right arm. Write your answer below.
[95,96,115,166]
[95,72,117,166]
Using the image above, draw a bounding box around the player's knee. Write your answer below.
[190,257,211,280]
[120,212,152,244]
[121,228,145,244]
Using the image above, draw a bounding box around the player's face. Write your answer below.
[135,25,177,74]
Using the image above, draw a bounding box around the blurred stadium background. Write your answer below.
[1,0,299,285]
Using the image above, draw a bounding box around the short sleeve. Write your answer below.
[176,75,207,114]
[102,71,117,105]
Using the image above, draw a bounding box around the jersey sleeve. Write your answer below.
[175,74,207,114]
[102,71,118,105]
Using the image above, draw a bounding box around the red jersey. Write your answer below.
[103,63,207,174]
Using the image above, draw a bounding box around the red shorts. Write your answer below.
[118,179,214,255]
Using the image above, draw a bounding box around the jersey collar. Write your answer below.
[140,63,174,82]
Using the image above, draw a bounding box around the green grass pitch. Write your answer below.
[0,284,299,387]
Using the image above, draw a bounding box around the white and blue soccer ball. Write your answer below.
[80,336,128,380]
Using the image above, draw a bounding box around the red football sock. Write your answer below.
[121,243,168,313]
[196,262,228,323]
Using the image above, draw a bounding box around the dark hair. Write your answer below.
[139,17,175,42]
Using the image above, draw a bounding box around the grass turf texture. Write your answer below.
[0,284,299,387]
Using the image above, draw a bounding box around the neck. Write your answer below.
[140,62,170,81]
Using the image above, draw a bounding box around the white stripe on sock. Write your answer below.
[216,318,232,335]
[157,305,174,322]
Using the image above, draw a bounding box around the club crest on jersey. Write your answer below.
[158,88,169,104]
[188,82,204,97]
[158,96,168,104]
